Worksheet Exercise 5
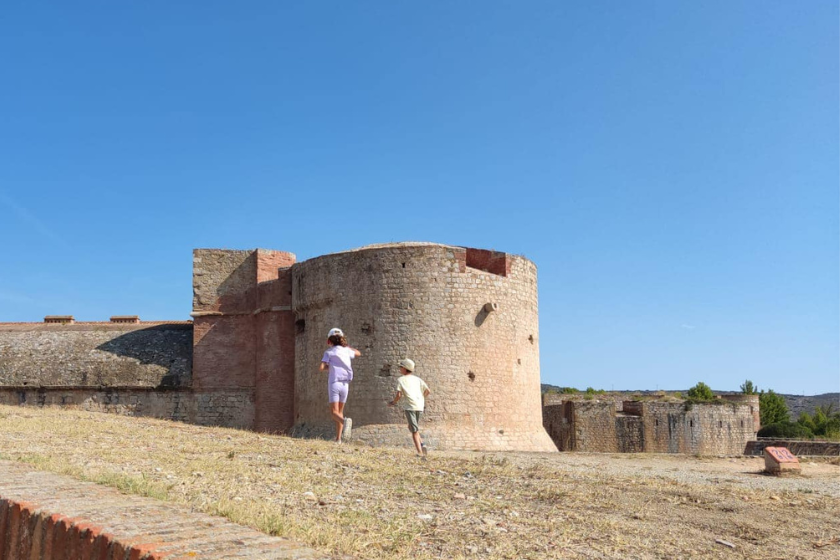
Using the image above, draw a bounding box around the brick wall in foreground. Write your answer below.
[0,460,328,559]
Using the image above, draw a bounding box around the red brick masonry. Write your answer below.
[0,461,330,559]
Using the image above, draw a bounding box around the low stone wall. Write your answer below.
[744,439,840,457]
[543,399,757,455]
[542,404,573,451]
[0,387,253,430]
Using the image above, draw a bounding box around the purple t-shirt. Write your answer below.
[322,346,355,383]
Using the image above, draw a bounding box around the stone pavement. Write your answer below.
[0,460,332,559]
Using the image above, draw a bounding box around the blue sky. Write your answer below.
[1,2,837,395]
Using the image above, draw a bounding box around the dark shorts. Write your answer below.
[405,410,422,433]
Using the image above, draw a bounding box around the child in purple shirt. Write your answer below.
[319,327,361,442]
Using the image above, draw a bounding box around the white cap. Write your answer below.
[398,358,415,372]
[328,327,344,338]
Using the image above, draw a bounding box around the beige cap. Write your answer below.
[398,358,415,372]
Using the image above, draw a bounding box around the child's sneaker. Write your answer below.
[343,417,352,440]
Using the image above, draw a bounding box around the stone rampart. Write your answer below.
[543,398,757,455]
[0,323,192,388]
[0,387,253,429]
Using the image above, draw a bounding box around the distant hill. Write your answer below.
[540,384,839,420]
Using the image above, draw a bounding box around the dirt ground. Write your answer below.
[0,405,837,560]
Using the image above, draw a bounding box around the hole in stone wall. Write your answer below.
[401,262,406,268]
[361,322,373,335]
[740,420,744,428]
[517,358,521,365]
[378,364,392,377]
[719,421,723,428]
[689,420,694,428]
[655,419,659,427]
[295,319,306,334]
[528,334,534,344]
[468,371,476,381]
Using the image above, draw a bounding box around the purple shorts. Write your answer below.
[329,381,349,403]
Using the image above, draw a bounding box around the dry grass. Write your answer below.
[0,405,838,560]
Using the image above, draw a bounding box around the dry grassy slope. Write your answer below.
[0,404,838,560]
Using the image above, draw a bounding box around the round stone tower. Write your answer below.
[291,242,556,452]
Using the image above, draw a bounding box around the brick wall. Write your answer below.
[192,248,296,433]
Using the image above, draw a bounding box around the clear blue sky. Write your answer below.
[1,2,837,395]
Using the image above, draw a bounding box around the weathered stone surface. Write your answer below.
[544,397,758,455]
[764,446,801,474]
[291,243,555,452]
[0,323,192,388]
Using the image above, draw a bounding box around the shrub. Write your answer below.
[759,390,790,426]
[686,382,715,402]
[758,422,814,439]
[798,405,840,438]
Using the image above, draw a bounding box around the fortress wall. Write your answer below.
[0,387,254,429]
[568,401,620,452]
[718,393,761,432]
[641,402,755,455]
[191,248,297,433]
[0,323,192,388]
[543,398,757,455]
[542,403,572,451]
[292,243,555,452]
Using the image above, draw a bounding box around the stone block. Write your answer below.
[764,446,801,474]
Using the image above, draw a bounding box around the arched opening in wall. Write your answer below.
[741,420,744,428]
[468,371,476,382]
[295,319,305,335]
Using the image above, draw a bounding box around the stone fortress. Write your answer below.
[0,241,759,455]
[0,242,556,452]
[542,392,760,456]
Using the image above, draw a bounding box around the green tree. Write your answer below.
[798,404,840,438]
[686,382,715,402]
[740,380,758,394]
[759,390,789,426]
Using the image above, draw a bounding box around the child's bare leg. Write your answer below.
[330,402,344,441]
[412,430,423,454]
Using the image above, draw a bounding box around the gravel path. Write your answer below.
[452,450,840,496]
